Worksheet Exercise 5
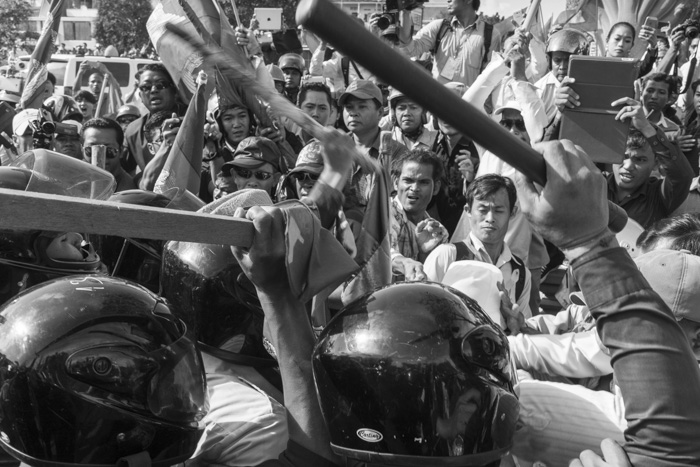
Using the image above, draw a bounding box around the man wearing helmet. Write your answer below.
[386,87,438,150]
[115,103,141,133]
[278,53,306,104]
[52,120,83,160]
[535,28,590,126]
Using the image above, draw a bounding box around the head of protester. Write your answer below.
[215,102,256,150]
[298,81,333,127]
[138,63,179,114]
[278,53,306,101]
[12,108,55,154]
[267,64,286,94]
[0,275,208,465]
[605,21,636,58]
[0,150,115,303]
[52,119,83,160]
[81,117,135,192]
[466,174,518,260]
[495,101,531,145]
[545,28,590,82]
[612,129,658,200]
[285,140,324,199]
[339,79,384,141]
[74,90,98,121]
[221,136,282,198]
[313,281,518,466]
[636,212,700,255]
[144,110,171,157]
[43,94,83,123]
[88,70,104,96]
[640,73,677,121]
[115,104,141,133]
[392,148,443,224]
[388,87,428,137]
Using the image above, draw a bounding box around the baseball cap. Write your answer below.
[494,100,522,115]
[635,249,700,322]
[289,140,324,175]
[441,260,505,328]
[55,119,82,137]
[338,79,383,107]
[12,108,53,136]
[222,136,281,174]
[116,104,140,120]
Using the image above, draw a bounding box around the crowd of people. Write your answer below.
[1,0,700,466]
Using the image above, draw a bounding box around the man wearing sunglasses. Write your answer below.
[221,136,282,200]
[123,63,182,174]
[81,117,136,192]
[284,140,324,200]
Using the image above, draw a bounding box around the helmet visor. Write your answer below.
[146,304,209,424]
[11,149,116,200]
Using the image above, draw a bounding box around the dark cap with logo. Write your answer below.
[222,136,281,174]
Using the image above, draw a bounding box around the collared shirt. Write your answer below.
[424,232,532,318]
[398,16,501,87]
[535,71,563,125]
[344,129,408,213]
[606,126,693,228]
[651,111,681,140]
[389,125,438,151]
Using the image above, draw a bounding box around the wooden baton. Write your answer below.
[0,188,255,247]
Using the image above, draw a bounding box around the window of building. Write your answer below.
[63,21,92,41]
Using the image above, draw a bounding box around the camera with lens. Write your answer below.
[678,19,700,39]
[29,116,55,150]
[375,0,423,31]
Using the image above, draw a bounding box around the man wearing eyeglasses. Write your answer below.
[123,64,182,174]
[221,136,282,200]
[81,117,136,192]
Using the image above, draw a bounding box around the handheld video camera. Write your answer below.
[29,115,56,150]
[375,0,423,31]
[677,19,700,39]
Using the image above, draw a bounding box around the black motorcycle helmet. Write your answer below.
[98,190,172,293]
[313,282,519,466]
[0,157,114,304]
[0,275,208,466]
[160,240,274,366]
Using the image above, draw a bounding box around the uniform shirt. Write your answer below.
[535,71,562,125]
[424,232,532,318]
[398,16,501,87]
[389,125,438,151]
[606,126,693,228]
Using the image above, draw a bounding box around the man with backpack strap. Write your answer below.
[424,174,532,318]
[392,0,500,87]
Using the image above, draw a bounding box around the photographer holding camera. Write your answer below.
[11,108,55,156]
[387,0,500,87]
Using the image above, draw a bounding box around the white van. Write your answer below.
[19,54,158,97]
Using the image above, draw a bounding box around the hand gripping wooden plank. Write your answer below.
[0,188,255,247]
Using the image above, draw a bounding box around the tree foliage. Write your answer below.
[217,0,300,30]
[94,0,152,55]
[0,0,33,51]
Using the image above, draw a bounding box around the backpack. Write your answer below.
[453,241,527,302]
[431,17,494,72]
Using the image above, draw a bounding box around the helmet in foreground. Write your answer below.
[0,275,208,466]
[313,282,518,466]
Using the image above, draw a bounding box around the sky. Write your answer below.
[479,0,565,19]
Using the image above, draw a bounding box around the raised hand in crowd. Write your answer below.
[638,24,657,49]
[555,77,580,111]
[611,97,656,137]
[415,218,448,254]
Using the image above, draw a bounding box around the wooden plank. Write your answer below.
[0,188,255,247]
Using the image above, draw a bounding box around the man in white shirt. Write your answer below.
[424,174,532,317]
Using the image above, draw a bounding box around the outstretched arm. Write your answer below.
[515,140,700,466]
